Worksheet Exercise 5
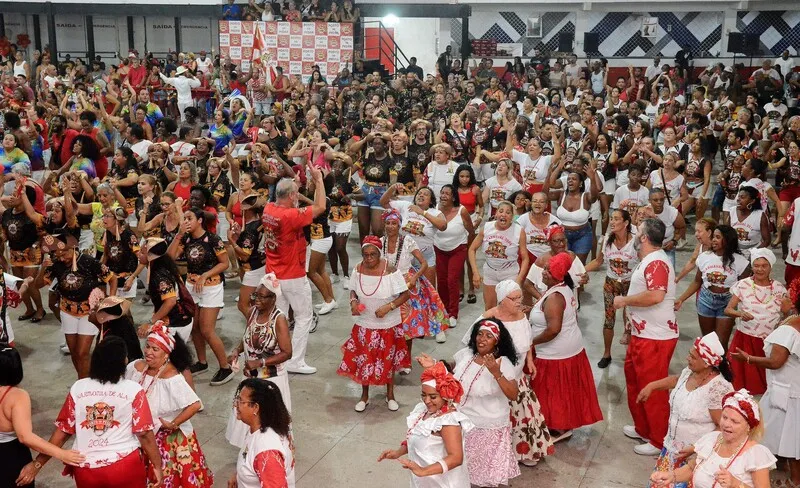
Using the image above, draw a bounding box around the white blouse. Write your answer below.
[236,428,295,488]
[664,367,733,453]
[453,347,515,429]
[691,432,775,488]
[406,402,474,488]
[382,235,419,275]
[529,284,584,360]
[124,361,201,436]
[391,199,443,254]
[350,266,408,329]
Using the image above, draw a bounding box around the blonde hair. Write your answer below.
[495,200,515,214]
[749,404,765,442]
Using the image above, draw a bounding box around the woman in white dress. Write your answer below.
[378,362,473,487]
[650,389,776,488]
[124,322,213,487]
[638,332,733,480]
[731,296,800,487]
[225,273,292,448]
[229,378,295,488]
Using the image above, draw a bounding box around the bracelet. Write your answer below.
[390,302,396,310]
[437,459,449,474]
[746,355,751,364]
[260,358,266,368]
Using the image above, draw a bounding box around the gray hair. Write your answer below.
[640,218,666,248]
[97,182,113,194]
[649,187,666,198]
[275,178,297,200]
[11,163,30,176]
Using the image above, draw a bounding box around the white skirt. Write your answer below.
[761,388,800,458]
[225,372,292,448]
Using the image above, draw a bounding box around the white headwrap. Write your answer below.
[749,247,776,267]
[722,389,761,428]
[259,272,282,298]
[496,279,521,304]
[694,332,725,367]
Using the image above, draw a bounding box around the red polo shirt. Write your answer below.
[262,203,313,279]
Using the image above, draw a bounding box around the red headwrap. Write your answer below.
[382,208,402,222]
[478,319,501,340]
[548,252,572,282]
[147,322,175,354]
[788,278,800,305]
[361,235,383,254]
[722,389,760,429]
[545,224,566,242]
[420,362,464,404]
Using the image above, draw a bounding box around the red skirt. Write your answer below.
[728,331,768,395]
[532,350,604,431]
[70,450,147,488]
[337,324,411,386]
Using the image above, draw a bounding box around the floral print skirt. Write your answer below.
[147,429,213,488]
[337,324,411,385]
[649,447,691,488]
[400,270,450,339]
[464,424,521,487]
[510,373,554,465]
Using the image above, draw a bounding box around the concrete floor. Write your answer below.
[13,230,775,488]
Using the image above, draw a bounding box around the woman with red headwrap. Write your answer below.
[523,224,587,302]
[650,389,776,488]
[337,235,411,412]
[377,362,473,487]
[529,251,603,443]
[124,321,213,488]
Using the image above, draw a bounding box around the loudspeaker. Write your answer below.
[584,32,599,53]
[727,32,743,53]
[558,32,574,53]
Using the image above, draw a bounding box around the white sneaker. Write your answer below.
[623,425,645,441]
[386,399,399,411]
[217,310,224,320]
[436,331,447,343]
[449,317,457,328]
[342,278,350,290]
[60,343,70,355]
[318,300,337,315]
[354,400,369,412]
[676,238,688,250]
[633,443,661,456]
[287,362,317,374]
[330,274,340,284]
[398,368,412,375]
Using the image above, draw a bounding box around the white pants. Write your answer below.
[178,101,193,122]
[276,276,313,367]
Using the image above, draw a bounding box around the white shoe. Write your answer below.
[449,317,457,328]
[436,331,447,343]
[330,274,340,284]
[676,238,688,250]
[318,300,337,315]
[623,425,645,440]
[342,278,350,290]
[386,399,399,411]
[217,310,224,320]
[398,368,412,375]
[287,362,317,375]
[633,443,661,456]
[60,343,70,355]
[552,430,573,443]
[354,400,369,412]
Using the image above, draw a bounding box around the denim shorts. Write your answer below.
[565,225,593,255]
[711,184,725,209]
[697,287,731,318]
[358,183,388,209]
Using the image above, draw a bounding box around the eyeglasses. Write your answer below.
[250,293,275,301]
[233,395,257,407]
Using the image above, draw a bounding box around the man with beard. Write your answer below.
[613,217,677,457]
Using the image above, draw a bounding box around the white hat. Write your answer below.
[724,66,733,73]
[570,122,584,133]
[496,279,521,304]
[749,247,776,267]
[176,66,188,76]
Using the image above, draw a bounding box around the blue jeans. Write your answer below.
[711,185,725,209]
[697,287,731,318]
[664,249,676,269]
[565,224,593,255]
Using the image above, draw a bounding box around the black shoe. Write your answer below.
[309,311,319,333]
[189,362,209,376]
[210,367,234,386]
[597,356,612,369]
[467,294,477,304]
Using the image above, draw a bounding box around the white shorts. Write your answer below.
[187,282,224,308]
[79,228,95,253]
[242,266,266,287]
[252,100,272,116]
[217,212,231,242]
[602,178,617,195]
[170,320,193,343]
[482,263,519,286]
[723,197,737,212]
[689,184,708,199]
[310,236,332,254]
[110,279,137,299]
[590,201,601,221]
[329,219,352,236]
[61,312,98,336]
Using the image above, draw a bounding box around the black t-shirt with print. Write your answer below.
[182,231,226,278]
[361,153,392,184]
[103,228,140,286]
[2,209,40,251]
[207,173,232,208]
[45,254,113,303]
[135,196,161,224]
[237,220,265,271]
[148,265,192,327]
[108,164,140,200]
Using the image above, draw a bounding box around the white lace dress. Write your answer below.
[691,432,776,488]
[405,402,473,488]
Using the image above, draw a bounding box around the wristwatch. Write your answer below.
[33,461,43,470]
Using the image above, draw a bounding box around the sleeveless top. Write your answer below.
[458,186,478,213]
[602,234,639,281]
[244,307,287,379]
[482,221,522,271]
[728,208,763,258]
[434,206,468,252]
[518,212,560,258]
[173,181,192,205]
[0,386,17,442]
[529,284,584,360]
[556,192,590,227]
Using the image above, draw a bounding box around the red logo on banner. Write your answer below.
[278,36,290,48]
[219,21,229,34]
[341,50,352,62]
[341,23,352,35]
[290,23,302,35]
[328,36,340,49]
[242,22,254,34]
[328,62,340,75]
[290,48,302,61]
[231,34,241,46]
[302,35,314,49]
[315,49,326,62]
[219,46,230,57]
[316,23,328,35]
[302,61,314,73]
[242,47,253,59]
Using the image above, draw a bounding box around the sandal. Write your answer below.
[18,312,36,321]
[30,312,47,323]
[467,294,477,304]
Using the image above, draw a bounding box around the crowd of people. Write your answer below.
[0,24,799,488]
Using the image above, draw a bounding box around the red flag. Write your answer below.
[251,24,277,84]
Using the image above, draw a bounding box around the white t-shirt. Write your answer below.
[696,251,749,289]
[648,170,684,204]
[453,347,515,428]
[391,199,443,254]
[763,102,787,130]
[236,428,295,488]
[612,184,649,215]
[601,234,640,281]
[54,378,154,468]
[730,277,787,339]
[656,205,679,244]
[484,176,523,210]
[511,149,552,185]
[517,212,560,258]
[196,57,213,75]
[628,250,678,340]
[130,139,154,162]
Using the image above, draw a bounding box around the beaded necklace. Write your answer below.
[138,360,168,396]
[692,434,749,488]
[406,408,446,438]
[749,278,776,305]
[358,260,387,297]
[383,234,405,269]
[456,354,486,407]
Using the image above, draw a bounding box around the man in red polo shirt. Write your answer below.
[262,165,326,374]
[49,114,79,169]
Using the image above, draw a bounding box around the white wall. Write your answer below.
[364,17,440,77]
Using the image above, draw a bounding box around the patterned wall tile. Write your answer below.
[737,10,800,55]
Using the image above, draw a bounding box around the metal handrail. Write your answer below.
[361,20,412,74]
